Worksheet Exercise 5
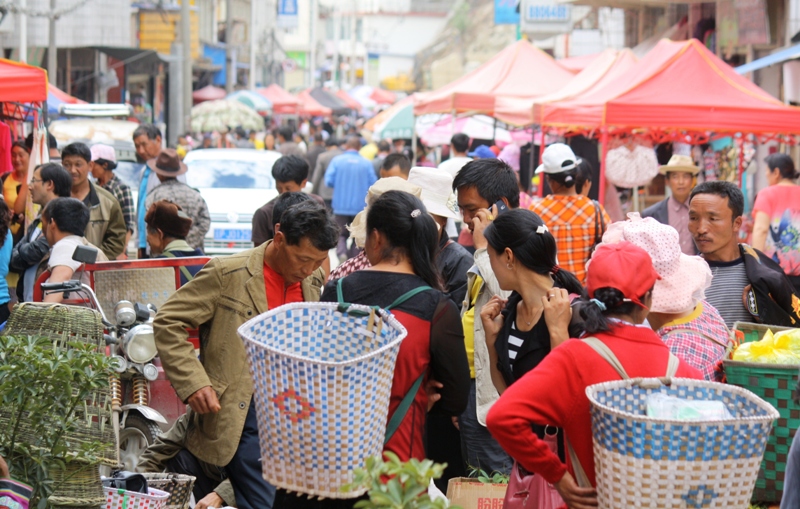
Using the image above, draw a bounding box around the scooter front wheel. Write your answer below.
[119,414,162,471]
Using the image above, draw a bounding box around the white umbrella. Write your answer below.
[420,115,513,146]
[190,99,264,132]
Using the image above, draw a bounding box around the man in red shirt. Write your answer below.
[154,200,338,509]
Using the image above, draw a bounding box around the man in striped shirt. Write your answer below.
[689,181,800,328]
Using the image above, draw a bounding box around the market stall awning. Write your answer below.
[557,53,601,73]
[257,84,301,114]
[369,96,414,139]
[309,88,351,115]
[370,87,397,105]
[296,89,332,117]
[335,90,364,111]
[0,59,47,103]
[413,40,574,116]
[495,49,637,126]
[735,43,800,74]
[193,85,226,104]
[47,83,86,116]
[227,90,272,115]
[540,38,800,135]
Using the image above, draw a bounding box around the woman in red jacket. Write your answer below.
[486,242,703,509]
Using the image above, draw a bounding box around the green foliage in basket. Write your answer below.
[0,335,114,508]
[466,465,510,485]
[345,452,458,509]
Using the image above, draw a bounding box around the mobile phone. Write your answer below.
[494,200,508,215]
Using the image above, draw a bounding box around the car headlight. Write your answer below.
[122,324,157,364]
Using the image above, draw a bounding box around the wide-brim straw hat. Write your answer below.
[659,154,700,175]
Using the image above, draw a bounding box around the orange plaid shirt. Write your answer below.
[530,195,611,284]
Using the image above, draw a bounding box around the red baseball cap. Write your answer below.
[586,241,661,308]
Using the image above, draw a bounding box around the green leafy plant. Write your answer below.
[467,465,509,485]
[0,335,114,508]
[346,452,459,509]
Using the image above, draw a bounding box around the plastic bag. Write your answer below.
[646,393,733,421]
[733,329,800,364]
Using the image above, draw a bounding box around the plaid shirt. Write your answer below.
[102,174,135,233]
[530,195,610,284]
[328,250,372,281]
[657,300,730,382]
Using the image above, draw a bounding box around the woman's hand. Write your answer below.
[542,288,572,347]
[554,472,597,509]
[480,295,507,348]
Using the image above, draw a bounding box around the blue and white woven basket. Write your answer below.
[238,302,408,499]
[586,377,779,508]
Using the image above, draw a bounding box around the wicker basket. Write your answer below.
[139,474,195,509]
[239,302,408,499]
[724,359,800,502]
[586,377,778,508]
[104,487,169,509]
[5,302,104,348]
[733,321,793,345]
[49,461,106,509]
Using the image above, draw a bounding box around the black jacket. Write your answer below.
[437,237,473,308]
[741,244,800,327]
[641,198,669,224]
[10,217,49,302]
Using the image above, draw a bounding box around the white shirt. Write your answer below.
[47,235,108,285]
[438,156,473,179]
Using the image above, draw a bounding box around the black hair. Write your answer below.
[366,190,443,291]
[279,200,339,251]
[580,287,652,334]
[314,132,324,142]
[690,180,744,219]
[11,140,29,154]
[272,192,314,232]
[272,155,310,184]
[94,158,118,171]
[133,124,162,141]
[61,142,92,163]
[325,137,339,147]
[377,140,391,153]
[547,170,577,189]
[484,209,585,297]
[42,197,90,236]
[765,153,799,180]
[381,153,411,174]
[24,132,57,152]
[574,160,593,194]
[38,163,73,197]
[0,199,10,249]
[452,159,520,208]
[277,126,294,141]
[451,133,470,153]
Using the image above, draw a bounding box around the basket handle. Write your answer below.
[631,377,673,389]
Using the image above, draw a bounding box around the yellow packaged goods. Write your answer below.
[733,329,800,364]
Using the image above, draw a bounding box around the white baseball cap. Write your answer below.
[535,143,581,175]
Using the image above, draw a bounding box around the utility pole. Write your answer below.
[248,0,256,89]
[349,5,356,88]
[332,6,340,88]
[47,0,57,84]
[181,0,192,126]
[308,0,317,88]
[225,0,235,92]
[19,0,27,63]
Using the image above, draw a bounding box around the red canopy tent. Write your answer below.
[556,53,601,73]
[335,90,363,111]
[48,83,85,105]
[296,89,332,117]
[413,40,574,116]
[257,84,302,114]
[539,38,800,203]
[192,85,226,105]
[0,59,47,104]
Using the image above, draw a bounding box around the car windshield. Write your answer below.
[185,159,276,189]
[115,161,145,189]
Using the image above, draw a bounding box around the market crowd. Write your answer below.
[3,124,800,509]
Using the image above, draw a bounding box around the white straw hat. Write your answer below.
[347,177,422,248]
[406,167,459,220]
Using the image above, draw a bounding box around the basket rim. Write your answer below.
[238,301,409,367]
[103,486,170,500]
[723,359,800,369]
[585,376,780,425]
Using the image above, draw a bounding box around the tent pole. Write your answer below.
[411,113,417,160]
[599,129,608,205]
[451,108,456,137]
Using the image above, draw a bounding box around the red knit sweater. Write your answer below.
[486,323,703,487]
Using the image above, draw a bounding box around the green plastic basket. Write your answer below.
[733,321,793,344]
[724,359,800,503]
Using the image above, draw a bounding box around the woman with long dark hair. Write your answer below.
[480,208,585,393]
[0,199,14,322]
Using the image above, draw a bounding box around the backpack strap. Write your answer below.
[384,372,425,446]
[581,336,630,380]
[162,251,195,283]
[385,286,433,310]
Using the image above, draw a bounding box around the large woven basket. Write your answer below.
[586,377,778,508]
[139,474,195,509]
[239,302,408,499]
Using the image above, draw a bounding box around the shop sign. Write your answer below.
[495,0,521,25]
[277,0,299,29]
[520,0,571,36]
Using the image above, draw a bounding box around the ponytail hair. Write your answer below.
[547,170,577,189]
[580,287,652,334]
[484,209,585,297]
[366,190,444,291]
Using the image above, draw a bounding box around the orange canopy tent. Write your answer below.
[335,90,363,111]
[0,59,47,104]
[541,39,800,136]
[494,49,638,127]
[413,40,574,116]
[296,89,332,117]
[257,84,302,114]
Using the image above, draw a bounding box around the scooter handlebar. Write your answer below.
[40,280,83,293]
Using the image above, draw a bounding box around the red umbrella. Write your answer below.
[335,90,363,111]
[192,85,226,105]
[257,84,301,114]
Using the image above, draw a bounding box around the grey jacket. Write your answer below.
[461,248,511,426]
[311,148,342,200]
[641,198,669,224]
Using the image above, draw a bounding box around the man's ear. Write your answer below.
[274,223,281,235]
[733,215,744,233]
[300,179,308,188]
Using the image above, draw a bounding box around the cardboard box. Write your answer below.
[446,477,507,509]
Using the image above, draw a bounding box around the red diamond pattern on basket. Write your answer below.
[271,389,316,423]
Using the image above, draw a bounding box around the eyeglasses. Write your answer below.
[29,178,44,184]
